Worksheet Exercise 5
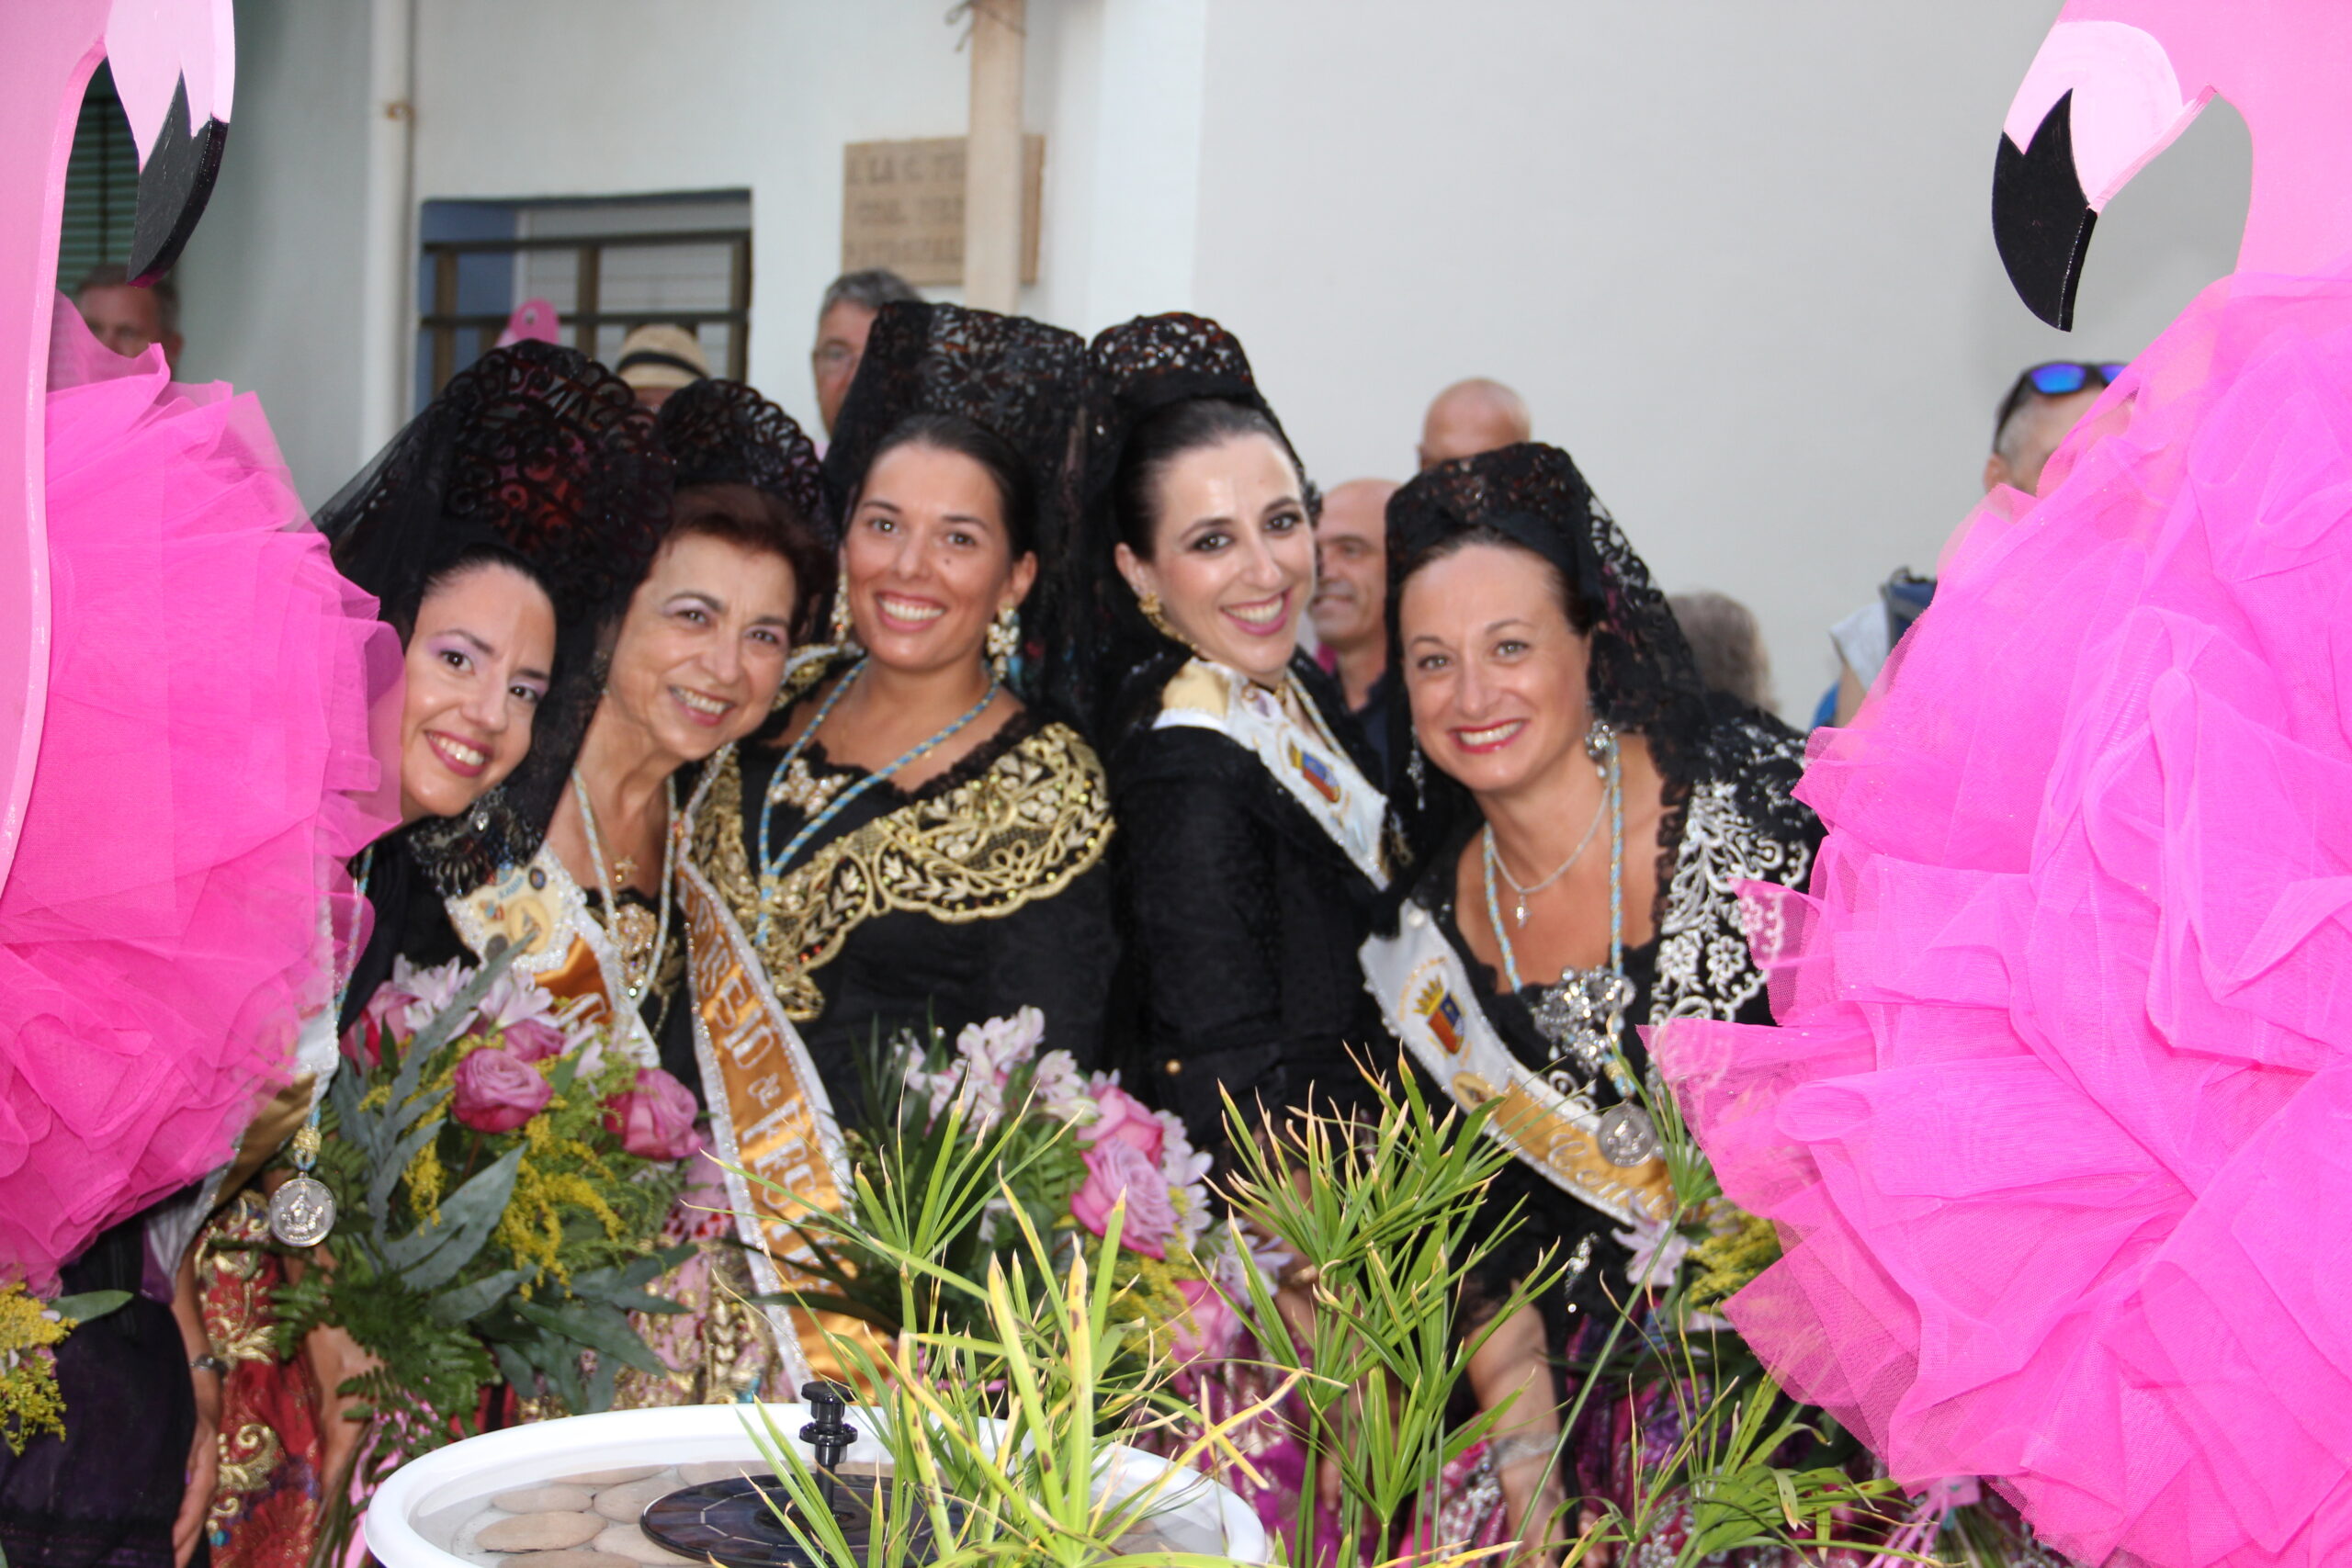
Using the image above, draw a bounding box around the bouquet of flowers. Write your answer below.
[811,1009,1236,1359]
[276,943,697,1479]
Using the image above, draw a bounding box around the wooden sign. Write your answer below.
[842,135,1043,288]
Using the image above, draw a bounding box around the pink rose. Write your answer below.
[1169,1278,1239,1364]
[1082,1084,1164,1165]
[449,1045,551,1134]
[603,1067,700,1161]
[501,1015,567,1063]
[1069,1139,1178,1259]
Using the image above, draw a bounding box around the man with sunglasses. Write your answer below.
[1984,359,2122,496]
[1818,359,2121,727]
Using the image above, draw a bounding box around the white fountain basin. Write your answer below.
[365,1402,1269,1567]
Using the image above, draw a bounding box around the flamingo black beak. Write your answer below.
[1993,91,2095,331]
[127,77,229,285]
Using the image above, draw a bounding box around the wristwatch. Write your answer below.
[189,1353,229,1377]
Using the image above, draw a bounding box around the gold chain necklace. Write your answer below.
[570,770,676,1004]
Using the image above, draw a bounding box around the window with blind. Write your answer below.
[59,64,139,290]
[415,193,752,411]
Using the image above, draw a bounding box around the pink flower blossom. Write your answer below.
[603,1067,700,1161]
[450,1045,551,1134]
[1082,1084,1165,1165]
[500,1015,567,1063]
[1168,1277,1239,1364]
[1070,1139,1178,1259]
[1028,1049,1088,1120]
[387,955,471,1035]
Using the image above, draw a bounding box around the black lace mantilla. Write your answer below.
[318,343,672,893]
[819,299,1088,537]
[1035,312,1316,742]
[1379,442,1815,922]
[658,377,829,537]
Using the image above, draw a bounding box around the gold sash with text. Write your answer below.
[676,856,884,1392]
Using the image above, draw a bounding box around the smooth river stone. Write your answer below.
[673,1461,759,1485]
[559,1467,664,1486]
[491,1486,596,1515]
[478,1513,605,1552]
[590,1524,692,1565]
[591,1477,675,1522]
[513,1553,639,1568]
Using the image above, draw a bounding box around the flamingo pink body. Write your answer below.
[1658,6,2352,1565]
[0,4,397,1291]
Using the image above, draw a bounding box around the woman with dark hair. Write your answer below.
[435,378,830,1076]
[681,302,1115,1389]
[1042,313,1388,1164]
[1360,444,1820,1559]
[430,377,833,1411]
[190,343,674,1568]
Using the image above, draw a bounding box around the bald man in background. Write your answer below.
[1311,478,1405,786]
[1418,378,1531,469]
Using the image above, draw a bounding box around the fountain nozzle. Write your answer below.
[797,1381,859,1515]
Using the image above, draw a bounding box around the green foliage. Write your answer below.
[741,1057,1974,1567]
[1218,1066,1540,1565]
[743,1102,1297,1568]
[269,941,690,1540]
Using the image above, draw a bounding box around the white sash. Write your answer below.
[1155,660,1388,887]
[1362,907,1673,1225]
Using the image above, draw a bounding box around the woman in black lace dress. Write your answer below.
[687,301,1116,1128]
[1038,314,1389,1162]
[1359,444,1822,1558]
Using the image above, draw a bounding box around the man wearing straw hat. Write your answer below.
[613,322,709,411]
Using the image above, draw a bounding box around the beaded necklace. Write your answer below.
[754,658,1001,948]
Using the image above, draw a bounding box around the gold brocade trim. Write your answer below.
[198,1193,279,1367]
[695,720,1114,1019]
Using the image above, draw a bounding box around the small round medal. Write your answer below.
[1595,1104,1657,1167]
[268,1173,337,1247]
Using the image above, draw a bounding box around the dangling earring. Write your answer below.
[1406,738,1427,812]
[1585,718,1617,765]
[1137,590,1176,641]
[828,589,857,649]
[986,603,1020,678]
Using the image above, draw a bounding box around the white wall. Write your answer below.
[176,1,2253,720]
[174,0,375,508]
[1188,1,2250,716]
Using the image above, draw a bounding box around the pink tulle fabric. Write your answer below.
[1655,266,2352,1568]
[0,300,399,1291]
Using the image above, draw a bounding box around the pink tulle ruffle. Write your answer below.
[0,301,398,1290]
[1657,268,2352,1568]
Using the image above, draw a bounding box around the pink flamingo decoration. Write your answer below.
[1655,6,2352,1566]
[0,0,232,897]
[0,3,393,1290]
[1994,0,2352,325]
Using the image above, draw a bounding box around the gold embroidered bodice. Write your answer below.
[691,714,1115,1021]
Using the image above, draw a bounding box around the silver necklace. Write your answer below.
[1486,788,1605,927]
[268,848,373,1247]
[571,769,677,1005]
[1479,724,1657,1167]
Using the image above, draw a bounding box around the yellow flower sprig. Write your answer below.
[0,1283,74,1455]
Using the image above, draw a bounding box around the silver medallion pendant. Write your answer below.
[267,1173,337,1247]
[1595,1104,1658,1168]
